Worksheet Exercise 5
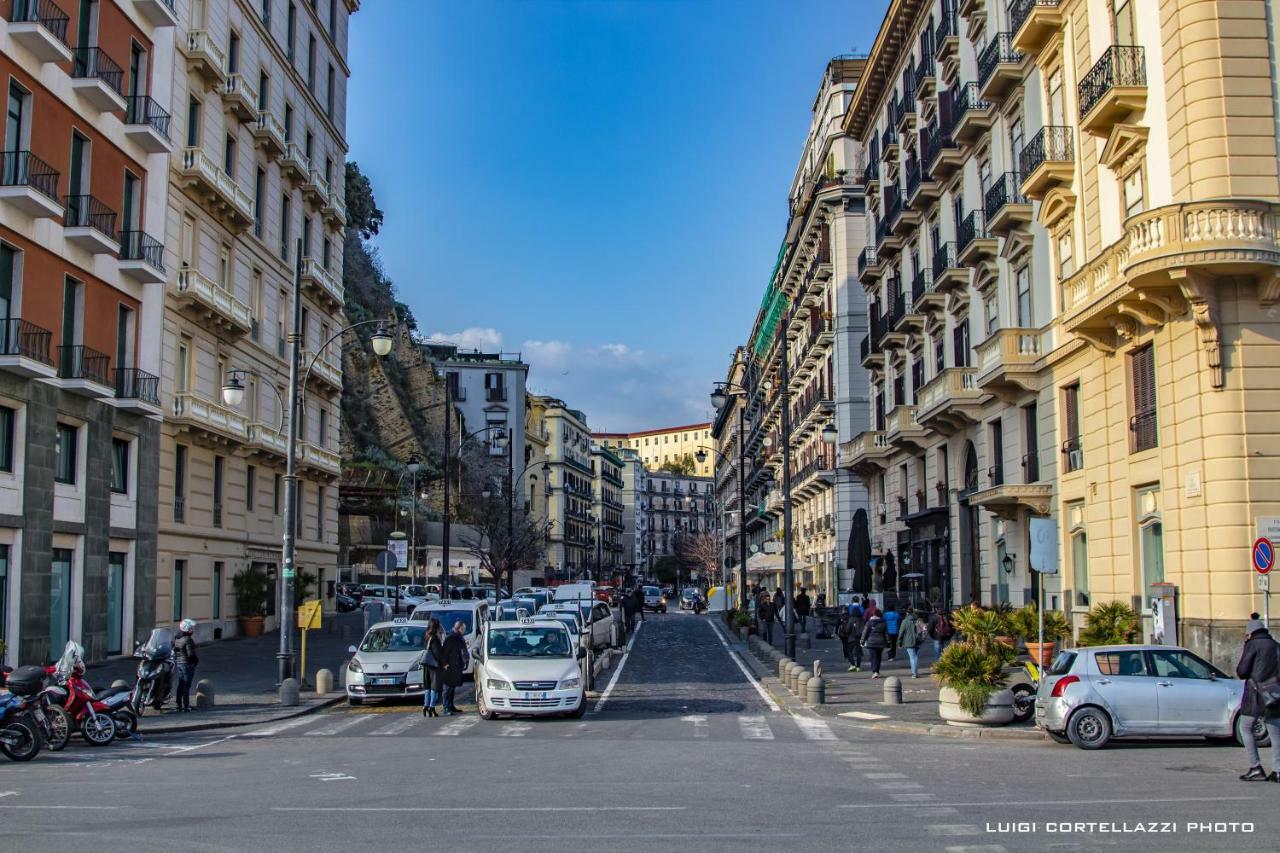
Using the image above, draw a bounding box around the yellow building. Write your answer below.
[841,0,1280,669]
[594,424,715,477]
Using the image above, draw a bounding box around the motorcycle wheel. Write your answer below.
[1010,684,1036,724]
[45,706,71,752]
[81,714,117,747]
[113,709,139,739]
[0,717,41,762]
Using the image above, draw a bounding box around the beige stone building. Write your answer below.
[595,423,715,477]
[157,0,354,639]
[841,0,1280,668]
[531,395,595,580]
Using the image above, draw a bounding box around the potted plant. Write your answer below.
[1078,601,1140,646]
[232,568,271,637]
[933,605,1017,726]
[989,601,1017,649]
[1009,603,1072,665]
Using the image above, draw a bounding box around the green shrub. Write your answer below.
[933,640,1016,716]
[1078,601,1140,646]
[1008,604,1072,643]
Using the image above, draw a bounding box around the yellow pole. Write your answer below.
[300,627,308,687]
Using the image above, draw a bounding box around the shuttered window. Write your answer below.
[1130,345,1157,452]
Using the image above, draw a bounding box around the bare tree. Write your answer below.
[457,486,547,594]
[676,530,722,586]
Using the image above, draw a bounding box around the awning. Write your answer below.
[746,553,785,574]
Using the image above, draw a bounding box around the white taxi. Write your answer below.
[345,618,431,706]
[475,617,588,720]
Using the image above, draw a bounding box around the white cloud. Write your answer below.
[426,327,504,352]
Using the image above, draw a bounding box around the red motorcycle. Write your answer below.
[44,643,134,746]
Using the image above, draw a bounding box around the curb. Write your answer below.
[138,694,344,736]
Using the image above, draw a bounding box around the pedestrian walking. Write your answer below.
[173,619,199,712]
[927,605,953,657]
[621,589,637,633]
[633,586,646,623]
[772,587,785,625]
[815,591,826,610]
[838,609,864,672]
[422,618,445,717]
[795,588,812,633]
[440,620,469,715]
[898,607,925,678]
[757,595,776,644]
[1236,616,1280,782]
[861,611,887,677]
[884,607,901,660]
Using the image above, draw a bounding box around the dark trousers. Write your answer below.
[175,662,196,710]
[887,633,899,659]
[637,605,646,622]
[798,614,808,632]
[866,647,883,674]
[762,618,774,643]
[442,684,458,712]
[841,638,863,667]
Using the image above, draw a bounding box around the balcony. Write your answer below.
[0,318,55,379]
[790,457,835,499]
[922,124,962,180]
[912,267,943,313]
[860,333,883,370]
[957,210,997,266]
[118,230,167,284]
[885,405,928,452]
[298,441,341,479]
[905,160,939,207]
[0,151,62,218]
[892,197,921,237]
[251,111,287,158]
[280,142,309,183]
[323,188,347,227]
[857,247,884,285]
[246,422,288,462]
[175,267,252,338]
[303,168,330,206]
[1010,0,1064,55]
[71,47,126,112]
[176,147,255,229]
[914,58,936,101]
[967,483,1052,520]
[975,328,1042,399]
[57,344,112,397]
[303,350,342,395]
[172,392,248,449]
[893,286,924,334]
[133,0,178,27]
[983,172,1032,236]
[300,257,344,309]
[895,92,917,134]
[881,127,899,163]
[221,74,259,122]
[934,6,959,67]
[932,242,967,293]
[182,30,227,86]
[916,367,983,434]
[863,158,880,192]
[1019,126,1074,199]
[113,367,161,415]
[124,95,172,153]
[63,195,119,254]
[977,33,1026,104]
[1079,45,1147,137]
[879,297,908,350]
[952,82,994,145]
[5,0,72,63]
[841,430,891,474]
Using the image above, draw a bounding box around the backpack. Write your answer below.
[934,613,953,639]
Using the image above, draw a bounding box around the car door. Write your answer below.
[1147,649,1234,733]
[1090,649,1160,733]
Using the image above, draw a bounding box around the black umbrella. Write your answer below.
[847,509,871,594]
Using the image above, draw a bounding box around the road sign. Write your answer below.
[387,539,408,569]
[1258,574,1271,593]
[1253,537,1274,575]
[296,598,322,630]
[1258,517,1280,545]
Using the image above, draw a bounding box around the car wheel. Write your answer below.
[477,688,496,721]
[1066,707,1112,750]
[1046,730,1071,744]
[1234,713,1271,748]
[659,606,666,613]
[567,696,588,719]
[347,697,363,707]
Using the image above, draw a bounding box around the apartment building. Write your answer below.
[533,395,595,580]
[158,0,354,641]
[0,0,173,664]
[590,443,624,577]
[595,423,714,477]
[841,0,1280,668]
[427,342,528,474]
[637,469,717,574]
[615,445,644,573]
[713,56,871,601]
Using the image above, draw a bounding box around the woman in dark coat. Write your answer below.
[439,620,469,716]
[1236,617,1280,781]
[860,612,888,678]
[421,618,444,718]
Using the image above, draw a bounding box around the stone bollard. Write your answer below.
[194,679,215,709]
[813,659,823,679]
[110,679,130,693]
[882,675,903,705]
[789,662,804,693]
[315,668,334,696]
[807,674,826,704]
[778,657,792,682]
[279,677,300,706]
[796,669,811,697]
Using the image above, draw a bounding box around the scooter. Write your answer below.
[1009,659,1040,724]
[45,643,118,746]
[1,665,71,752]
[131,627,175,715]
[0,666,46,761]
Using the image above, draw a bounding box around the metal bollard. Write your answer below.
[807,675,826,704]
[279,677,300,706]
[194,679,215,709]
[315,668,334,696]
[796,669,811,696]
[882,675,903,705]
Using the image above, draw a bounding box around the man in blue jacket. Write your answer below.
[883,607,901,660]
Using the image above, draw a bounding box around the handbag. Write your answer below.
[1256,643,1280,711]
[423,650,439,669]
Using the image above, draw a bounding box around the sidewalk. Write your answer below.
[85,612,366,734]
[736,617,1043,740]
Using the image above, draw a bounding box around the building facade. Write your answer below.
[590,443,624,577]
[637,469,717,575]
[841,0,1280,668]
[615,446,644,574]
[534,395,595,580]
[0,0,172,664]
[427,342,528,474]
[157,0,353,642]
[595,422,715,477]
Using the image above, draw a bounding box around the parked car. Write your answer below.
[542,601,616,652]
[475,617,587,719]
[408,599,489,674]
[594,586,621,606]
[345,618,432,706]
[1036,644,1264,750]
[335,590,360,612]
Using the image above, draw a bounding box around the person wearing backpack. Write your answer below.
[898,607,925,678]
[1236,616,1280,782]
[928,605,954,657]
[861,611,888,677]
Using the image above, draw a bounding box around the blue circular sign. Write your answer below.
[1253,538,1274,574]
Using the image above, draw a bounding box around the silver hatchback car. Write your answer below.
[1036,644,1270,750]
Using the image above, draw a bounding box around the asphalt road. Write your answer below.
[2,612,1277,852]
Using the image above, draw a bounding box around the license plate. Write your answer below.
[374,678,395,685]
[523,692,548,700]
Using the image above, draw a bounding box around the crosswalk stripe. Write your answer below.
[791,715,837,741]
[244,715,321,737]
[306,715,375,737]
[863,772,906,780]
[498,723,532,737]
[927,826,982,837]
[370,714,424,736]
[682,715,710,738]
[738,715,774,740]
[434,716,481,736]
[944,847,1007,853]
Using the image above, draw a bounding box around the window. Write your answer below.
[317,485,325,539]
[287,2,297,61]
[173,560,185,622]
[6,82,29,151]
[307,35,317,91]
[1095,649,1147,677]
[1062,382,1082,471]
[1149,650,1218,680]
[1010,117,1024,170]
[213,455,224,528]
[952,315,970,367]
[988,418,1003,486]
[254,168,266,237]
[261,0,270,26]
[1057,231,1074,280]
[1129,344,1157,452]
[111,438,129,493]
[284,103,294,141]
[223,134,236,178]
[246,464,256,512]
[318,408,328,445]
[280,194,291,258]
[326,64,335,117]
[1015,265,1031,327]
[175,444,187,522]
[212,561,223,620]
[0,405,13,472]
[1123,168,1144,217]
[302,215,312,257]
[0,544,7,647]
[228,31,240,74]
[186,96,200,148]
[328,0,336,32]
[219,244,231,291]
[1138,485,1163,607]
[55,423,77,484]
[1113,0,1135,44]
[51,549,72,655]
[61,277,81,348]
[485,372,506,402]
[932,331,944,375]
[1022,403,1039,482]
[322,237,331,270]
[273,473,282,514]
[1066,502,1089,608]
[984,295,998,336]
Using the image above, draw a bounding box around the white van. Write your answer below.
[408,599,489,675]
[553,582,596,603]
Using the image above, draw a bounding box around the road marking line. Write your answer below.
[0,792,16,799]
[369,713,424,736]
[707,619,779,712]
[307,715,374,737]
[244,715,320,737]
[919,807,961,816]
[309,771,357,782]
[889,793,933,802]
[273,806,687,813]
[928,826,982,837]
[681,715,709,738]
[434,716,480,736]
[498,723,532,737]
[839,710,889,720]
[863,772,907,780]
[945,847,1007,853]
[162,734,237,754]
[0,805,119,810]
[879,782,925,790]
[738,715,774,740]
[590,620,642,715]
[841,796,1260,810]
[791,714,837,741]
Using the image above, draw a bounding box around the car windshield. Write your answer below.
[359,626,428,653]
[430,611,474,634]
[644,587,659,596]
[548,615,580,634]
[488,626,572,658]
[402,586,427,597]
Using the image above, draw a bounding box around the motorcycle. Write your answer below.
[1009,659,1040,725]
[45,643,119,746]
[130,627,175,715]
[0,666,45,761]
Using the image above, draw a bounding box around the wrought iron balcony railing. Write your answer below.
[0,150,60,202]
[72,47,124,95]
[125,94,171,138]
[1078,45,1146,118]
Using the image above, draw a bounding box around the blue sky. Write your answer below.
[347,0,885,432]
